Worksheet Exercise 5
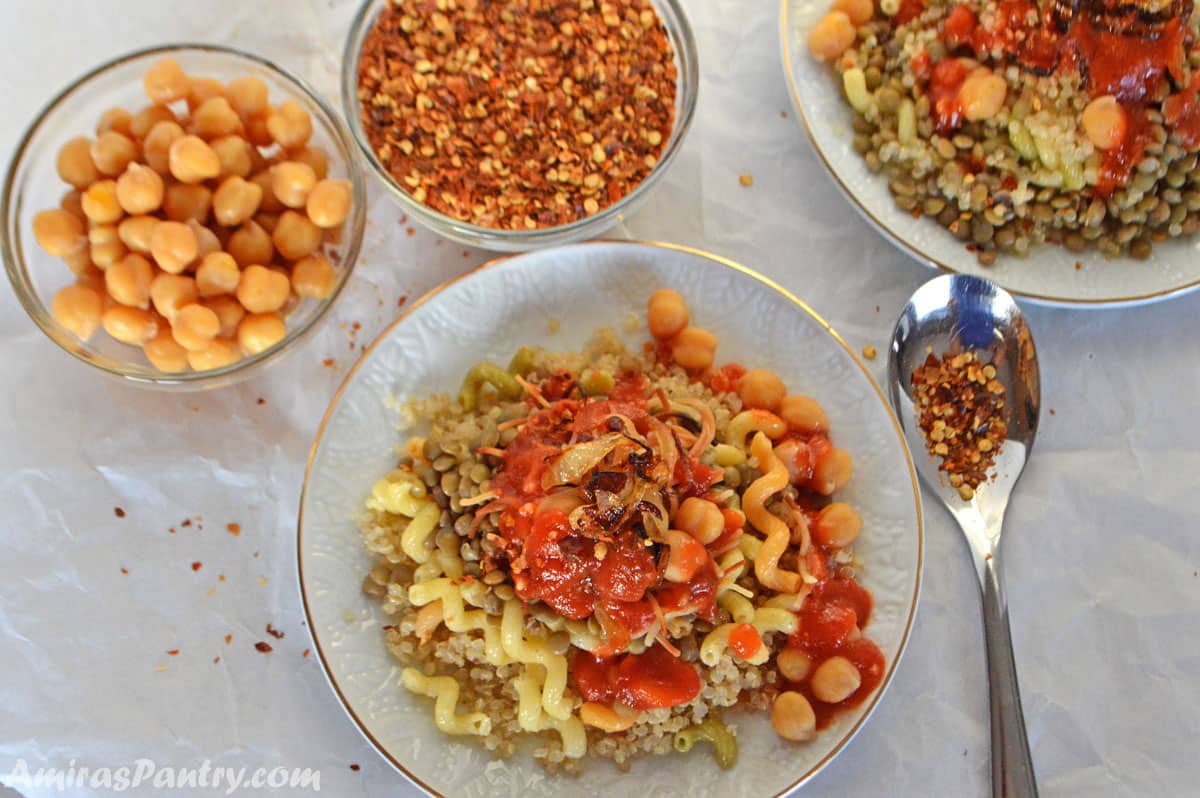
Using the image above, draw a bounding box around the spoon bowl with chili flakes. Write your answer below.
[888,272,1041,798]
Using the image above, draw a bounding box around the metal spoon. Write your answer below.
[888,274,1040,798]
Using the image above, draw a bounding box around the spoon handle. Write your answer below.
[982,556,1039,798]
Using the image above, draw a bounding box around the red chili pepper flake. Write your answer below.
[114,506,126,518]
[397,295,408,308]
[405,227,414,237]
[120,567,129,575]
[322,358,334,368]
[166,649,180,656]
[266,624,285,640]
[256,397,266,405]
[1049,408,1056,416]
[218,574,226,582]
[191,562,202,572]
[181,519,192,528]
[302,648,311,657]
[225,634,233,645]
[349,764,361,772]
[168,527,176,534]
[213,656,221,664]
[227,522,241,536]
[255,642,273,653]
[191,407,200,413]
[352,322,361,332]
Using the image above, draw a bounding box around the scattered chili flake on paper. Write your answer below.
[256,397,266,406]
[114,506,126,518]
[213,656,221,664]
[405,227,415,237]
[120,567,129,575]
[322,358,334,368]
[166,649,179,656]
[181,519,192,528]
[739,174,754,187]
[349,764,361,772]
[302,649,311,658]
[266,624,285,640]
[191,562,202,572]
[255,642,273,653]
[225,634,233,645]
[862,345,878,360]
[218,574,226,582]
[227,522,240,536]
[397,295,408,308]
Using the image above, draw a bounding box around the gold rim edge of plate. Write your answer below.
[296,239,925,798]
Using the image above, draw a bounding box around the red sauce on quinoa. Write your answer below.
[571,645,703,710]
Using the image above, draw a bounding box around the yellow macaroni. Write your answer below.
[366,470,439,564]
[501,600,573,721]
[400,668,491,736]
[514,670,588,758]
[699,623,770,667]
[718,591,755,624]
[744,433,802,594]
[407,578,511,666]
[723,410,787,449]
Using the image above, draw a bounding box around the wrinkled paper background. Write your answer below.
[1,1,1198,796]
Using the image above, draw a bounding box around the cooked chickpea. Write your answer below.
[808,11,856,62]
[170,303,221,352]
[143,57,190,104]
[226,220,274,267]
[811,656,862,704]
[195,252,241,297]
[832,0,874,25]
[780,395,829,434]
[188,220,222,258]
[130,104,177,139]
[204,295,246,337]
[88,225,126,269]
[212,175,263,227]
[192,96,243,139]
[33,209,86,257]
[143,325,189,372]
[647,288,689,340]
[813,502,862,548]
[211,135,253,178]
[776,647,812,682]
[143,120,185,175]
[812,447,853,495]
[244,112,274,148]
[81,180,123,225]
[236,264,291,313]
[51,284,103,340]
[105,253,155,308]
[739,369,787,411]
[960,67,1007,122]
[266,100,313,148]
[236,312,287,355]
[56,137,99,188]
[169,135,221,184]
[188,337,241,371]
[290,255,335,299]
[671,326,718,371]
[249,170,285,213]
[254,212,280,233]
[186,77,225,113]
[305,179,353,228]
[150,221,199,274]
[96,107,133,137]
[117,215,160,254]
[1081,95,1128,150]
[771,691,817,742]
[75,264,107,295]
[226,76,269,119]
[150,273,198,322]
[163,183,212,224]
[90,131,138,176]
[102,305,158,344]
[289,145,329,179]
[270,161,317,209]
[115,163,164,215]
[272,210,322,261]
[63,248,95,277]
[675,497,724,544]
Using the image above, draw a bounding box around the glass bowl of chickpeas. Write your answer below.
[2,44,367,389]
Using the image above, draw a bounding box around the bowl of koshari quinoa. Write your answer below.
[298,241,922,797]
[782,0,1200,306]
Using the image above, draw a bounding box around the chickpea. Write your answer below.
[307,179,354,229]
[237,312,287,355]
[808,11,856,62]
[812,447,853,496]
[102,305,158,344]
[267,101,313,148]
[188,220,222,258]
[188,337,241,371]
[212,175,263,227]
[143,57,190,104]
[675,497,724,544]
[739,369,787,411]
[249,170,285,213]
[96,107,133,137]
[776,647,812,682]
[51,284,103,340]
[291,254,336,299]
[204,295,246,337]
[143,120,185,175]
[195,251,241,297]
[814,502,862,547]
[960,67,1007,122]
[115,163,165,216]
[186,77,225,113]
[811,656,862,704]
[780,395,829,434]
[236,264,291,313]
[226,76,269,120]
[271,161,317,209]
[150,273,198,322]
[771,691,817,742]
[88,225,126,269]
[192,96,243,139]
[76,264,107,295]
[33,209,85,257]
[832,0,874,25]
[671,326,718,371]
[118,215,160,254]
[130,104,177,139]
[227,220,274,267]
[60,191,86,223]
[647,288,689,340]
[144,325,190,372]
[150,221,199,274]
[90,131,139,177]
[170,303,221,352]
[289,145,329,179]
[81,180,123,225]
[105,253,155,308]
[273,210,321,260]
[169,135,221,184]
[63,248,95,277]
[211,135,253,178]
[254,212,280,233]
[163,183,212,224]
[244,112,274,148]
[1081,95,1127,150]
[56,137,99,188]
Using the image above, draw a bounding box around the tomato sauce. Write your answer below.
[1164,75,1200,150]
[894,0,925,25]
[1096,106,1152,197]
[655,562,719,620]
[571,645,702,710]
[728,623,762,659]
[929,58,970,133]
[1060,17,1185,106]
[708,363,746,394]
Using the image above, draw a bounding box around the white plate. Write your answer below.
[779,0,1200,308]
[298,241,923,797]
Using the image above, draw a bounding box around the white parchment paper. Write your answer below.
[0,1,1198,796]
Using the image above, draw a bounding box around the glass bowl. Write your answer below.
[340,0,698,252]
[2,44,367,391]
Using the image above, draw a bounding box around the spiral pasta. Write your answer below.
[744,433,802,593]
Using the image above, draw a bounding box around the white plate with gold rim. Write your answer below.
[780,0,1200,308]
[298,241,923,796]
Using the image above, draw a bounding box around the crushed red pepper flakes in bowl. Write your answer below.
[255,641,273,653]
[911,349,1007,500]
[113,506,126,518]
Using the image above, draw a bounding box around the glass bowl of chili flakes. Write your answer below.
[341,0,699,251]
